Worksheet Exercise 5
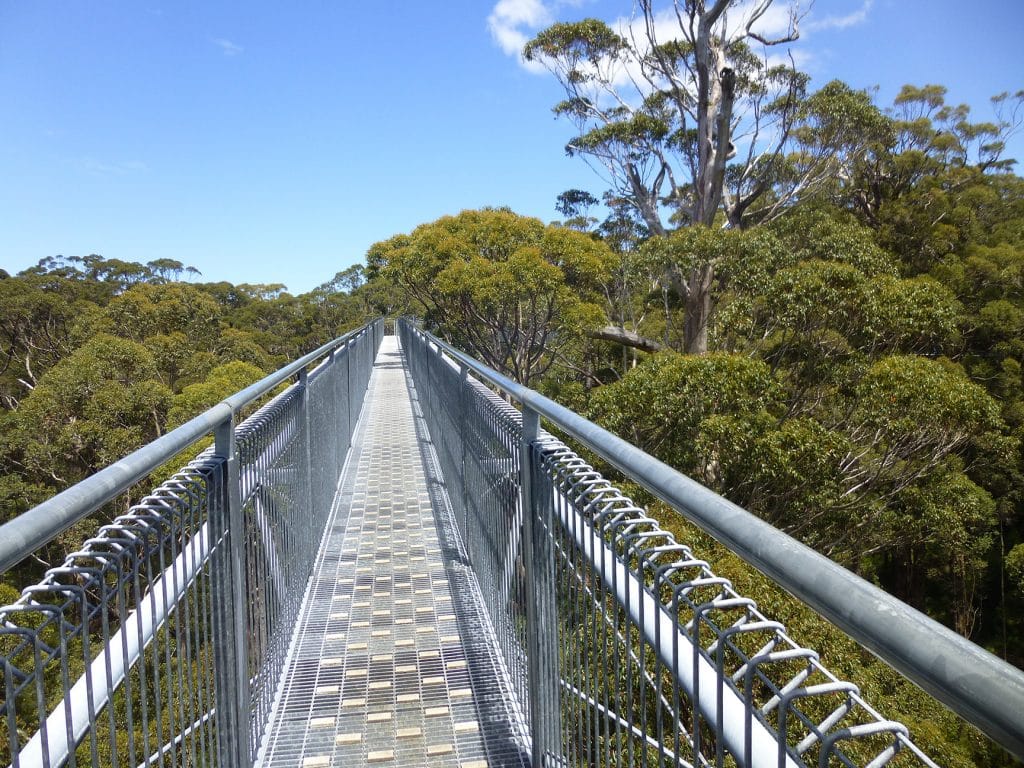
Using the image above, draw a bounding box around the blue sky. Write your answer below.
[2,0,1022,294]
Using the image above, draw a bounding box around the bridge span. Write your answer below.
[2,320,1023,768]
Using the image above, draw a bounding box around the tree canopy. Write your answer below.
[372,208,614,385]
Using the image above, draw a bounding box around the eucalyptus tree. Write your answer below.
[525,0,887,352]
[371,209,613,386]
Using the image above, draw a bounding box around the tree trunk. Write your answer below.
[684,264,715,354]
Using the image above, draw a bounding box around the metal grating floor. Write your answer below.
[256,336,530,767]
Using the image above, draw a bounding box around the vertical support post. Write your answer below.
[369,324,376,379]
[366,328,373,389]
[212,417,251,768]
[357,329,364,393]
[299,368,315,538]
[329,349,341,485]
[345,339,355,448]
[520,407,561,766]
[458,364,470,549]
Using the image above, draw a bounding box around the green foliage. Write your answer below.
[375,208,613,384]
[0,271,109,409]
[167,360,266,428]
[1008,544,1024,596]
[771,210,899,277]
[589,351,778,482]
[523,19,628,69]
[0,253,376,542]
[9,334,172,481]
[99,283,223,343]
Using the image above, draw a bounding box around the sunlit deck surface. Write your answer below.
[257,336,530,767]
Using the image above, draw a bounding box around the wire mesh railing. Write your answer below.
[0,319,383,768]
[398,317,1024,768]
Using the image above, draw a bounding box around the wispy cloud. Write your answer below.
[79,158,149,176]
[804,0,873,33]
[212,37,243,56]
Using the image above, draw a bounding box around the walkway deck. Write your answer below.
[257,336,529,767]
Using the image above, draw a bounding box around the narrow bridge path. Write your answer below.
[257,336,529,768]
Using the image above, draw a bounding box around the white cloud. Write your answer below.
[490,0,865,82]
[805,0,873,33]
[487,0,557,72]
[212,37,243,56]
[724,1,800,42]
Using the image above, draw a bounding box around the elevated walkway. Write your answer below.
[258,337,528,767]
[4,320,1023,768]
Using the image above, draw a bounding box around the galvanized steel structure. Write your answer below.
[0,317,1022,768]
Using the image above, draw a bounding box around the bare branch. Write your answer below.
[587,325,665,352]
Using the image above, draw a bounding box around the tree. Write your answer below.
[525,2,887,352]
[0,334,172,529]
[372,209,613,385]
[555,188,600,231]
[0,273,108,410]
[317,265,366,294]
[843,85,1024,265]
[99,283,223,345]
[587,345,1008,631]
[167,361,266,427]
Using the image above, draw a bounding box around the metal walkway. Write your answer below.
[4,318,1024,768]
[257,337,529,767]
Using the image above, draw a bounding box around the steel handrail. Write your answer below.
[0,322,376,575]
[403,320,1024,759]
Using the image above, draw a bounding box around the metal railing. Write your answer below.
[0,319,383,768]
[398,318,1024,767]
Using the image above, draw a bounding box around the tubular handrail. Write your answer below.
[403,320,1024,760]
[553,482,801,768]
[0,322,376,576]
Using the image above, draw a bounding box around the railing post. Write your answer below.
[329,348,342,483]
[212,416,252,768]
[520,406,561,766]
[345,338,355,448]
[367,327,374,384]
[299,367,315,537]
[459,364,470,549]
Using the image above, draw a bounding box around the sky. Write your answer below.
[1,0,1022,294]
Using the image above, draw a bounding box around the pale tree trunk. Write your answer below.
[687,17,735,355]
[684,264,715,354]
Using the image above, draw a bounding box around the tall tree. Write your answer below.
[525,1,886,352]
